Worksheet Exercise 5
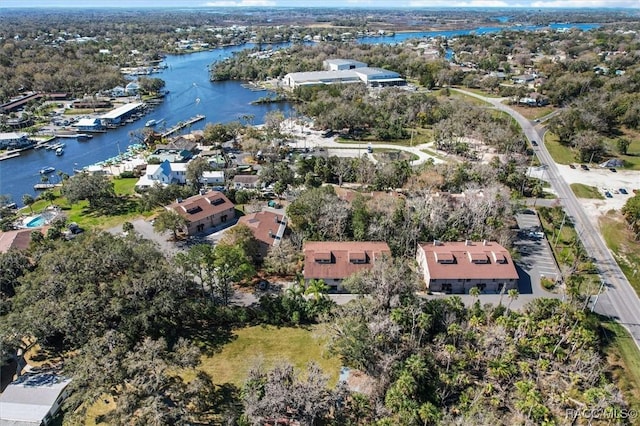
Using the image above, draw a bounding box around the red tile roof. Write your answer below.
[303,241,391,280]
[418,241,518,280]
[167,190,234,223]
[238,210,284,247]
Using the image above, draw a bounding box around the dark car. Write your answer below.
[620,188,628,195]
[605,191,613,198]
[580,164,589,171]
[531,140,538,146]
[609,167,617,173]
[569,164,576,169]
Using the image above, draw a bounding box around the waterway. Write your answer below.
[0,22,600,205]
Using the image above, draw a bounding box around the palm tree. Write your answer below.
[469,286,480,303]
[506,288,519,315]
[22,194,35,213]
[304,279,329,302]
[286,282,305,302]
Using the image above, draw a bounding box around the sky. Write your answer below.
[1,0,639,8]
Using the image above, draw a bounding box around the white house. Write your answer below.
[111,86,126,97]
[135,160,188,189]
[232,174,261,190]
[0,373,71,426]
[200,170,225,186]
[125,81,140,95]
[72,118,103,132]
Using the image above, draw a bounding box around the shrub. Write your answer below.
[541,277,555,291]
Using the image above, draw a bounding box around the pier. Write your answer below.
[161,114,205,138]
[33,183,61,190]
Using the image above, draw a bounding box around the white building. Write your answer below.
[0,373,71,426]
[0,132,29,149]
[135,160,188,189]
[283,59,404,89]
[323,58,367,71]
[200,170,225,186]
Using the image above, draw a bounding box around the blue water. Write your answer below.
[25,216,45,227]
[0,22,600,205]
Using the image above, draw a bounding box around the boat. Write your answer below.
[56,147,64,156]
[145,119,157,127]
[40,166,56,174]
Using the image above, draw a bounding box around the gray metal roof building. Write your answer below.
[0,373,71,425]
[283,67,404,89]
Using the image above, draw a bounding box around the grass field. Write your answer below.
[601,319,640,414]
[509,104,556,120]
[544,133,575,165]
[599,213,640,296]
[185,325,341,387]
[545,130,640,170]
[570,183,605,199]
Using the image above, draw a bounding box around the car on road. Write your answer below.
[569,164,576,169]
[531,140,538,146]
[605,191,613,198]
[620,188,628,194]
[609,167,617,172]
[580,164,589,171]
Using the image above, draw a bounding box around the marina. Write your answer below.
[161,114,206,138]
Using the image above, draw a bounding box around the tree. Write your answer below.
[174,243,216,299]
[153,209,187,240]
[41,190,56,207]
[304,279,329,302]
[137,76,165,95]
[21,194,35,213]
[61,173,115,209]
[622,193,640,240]
[186,157,211,190]
[616,137,630,155]
[219,223,261,265]
[506,288,519,315]
[212,243,255,305]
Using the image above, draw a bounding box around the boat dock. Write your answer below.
[33,183,61,190]
[0,151,21,161]
[161,114,205,138]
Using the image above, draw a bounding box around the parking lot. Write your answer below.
[514,211,561,288]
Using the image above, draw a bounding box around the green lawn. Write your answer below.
[570,183,605,199]
[600,214,640,296]
[544,133,576,165]
[601,319,640,414]
[184,324,341,387]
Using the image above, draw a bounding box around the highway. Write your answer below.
[453,88,640,349]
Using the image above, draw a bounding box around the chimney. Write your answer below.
[465,239,470,246]
[274,215,279,224]
[483,239,487,246]
[269,229,274,238]
[176,198,183,203]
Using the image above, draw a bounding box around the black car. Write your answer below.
[609,167,617,173]
[569,164,576,169]
[620,188,628,194]
[580,164,589,171]
[531,140,538,146]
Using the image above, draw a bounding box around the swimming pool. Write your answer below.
[25,216,46,228]
[21,210,58,228]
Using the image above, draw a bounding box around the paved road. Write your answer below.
[453,88,640,348]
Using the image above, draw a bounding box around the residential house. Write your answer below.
[0,132,30,150]
[167,190,235,235]
[0,228,47,253]
[233,174,261,190]
[238,210,287,257]
[135,160,187,189]
[511,74,536,85]
[125,82,140,95]
[303,241,391,291]
[416,240,519,294]
[200,170,225,186]
[148,137,198,163]
[517,92,549,107]
[0,373,71,426]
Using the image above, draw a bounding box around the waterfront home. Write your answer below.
[416,240,519,294]
[167,190,235,235]
[0,372,71,426]
[302,241,391,291]
[135,160,188,189]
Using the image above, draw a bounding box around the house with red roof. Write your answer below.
[167,190,235,235]
[416,240,519,294]
[303,241,391,291]
[237,210,287,257]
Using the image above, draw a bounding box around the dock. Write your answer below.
[161,114,205,138]
[33,183,61,190]
[0,151,21,161]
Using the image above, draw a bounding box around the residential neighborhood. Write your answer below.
[1,5,640,426]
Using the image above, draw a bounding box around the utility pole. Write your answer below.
[591,279,606,312]
[554,210,567,248]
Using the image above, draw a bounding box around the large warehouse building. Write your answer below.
[283,59,405,89]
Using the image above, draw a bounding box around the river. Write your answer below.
[0,22,599,205]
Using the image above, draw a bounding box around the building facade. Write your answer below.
[416,240,519,294]
[167,190,235,235]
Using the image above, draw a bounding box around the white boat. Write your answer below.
[40,166,56,174]
[145,119,157,127]
[56,147,64,156]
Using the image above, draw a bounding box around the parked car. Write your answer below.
[580,164,589,171]
[569,164,576,169]
[609,167,617,173]
[620,188,628,195]
[605,191,613,198]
